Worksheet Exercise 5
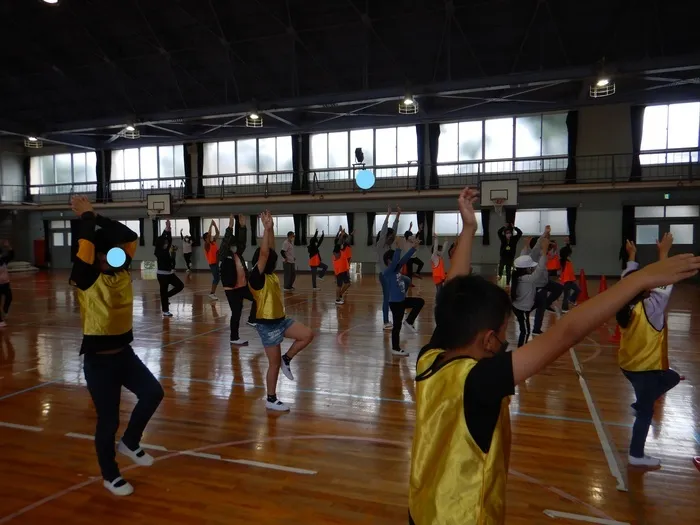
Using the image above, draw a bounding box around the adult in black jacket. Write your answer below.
[154,220,184,317]
[219,214,257,346]
[497,223,522,285]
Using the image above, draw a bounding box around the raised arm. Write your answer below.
[234,214,248,255]
[256,211,274,274]
[497,226,506,242]
[218,214,236,263]
[211,220,220,242]
[317,231,324,247]
[446,188,478,281]
[512,252,700,385]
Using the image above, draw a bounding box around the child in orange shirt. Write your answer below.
[559,236,580,312]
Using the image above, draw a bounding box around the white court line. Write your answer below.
[569,348,628,492]
[64,432,313,474]
[0,421,43,432]
[12,367,37,376]
[544,509,630,524]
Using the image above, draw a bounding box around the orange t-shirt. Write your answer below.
[342,245,352,261]
[309,254,321,267]
[333,252,349,274]
[432,257,446,284]
[560,260,576,283]
[546,252,561,271]
[205,242,218,265]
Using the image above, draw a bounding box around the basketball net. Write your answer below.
[492,198,505,216]
[147,209,160,220]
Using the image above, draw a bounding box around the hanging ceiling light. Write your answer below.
[245,112,263,128]
[589,60,616,98]
[398,95,418,115]
[24,136,44,149]
[42,0,59,4]
[120,124,140,139]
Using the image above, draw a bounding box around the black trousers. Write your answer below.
[157,273,184,312]
[283,262,296,289]
[0,283,12,321]
[183,253,192,270]
[310,263,328,288]
[512,307,531,347]
[83,347,164,481]
[225,287,257,340]
[498,258,514,285]
[532,280,564,332]
[405,257,424,279]
[389,297,425,350]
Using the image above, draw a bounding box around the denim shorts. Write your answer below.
[209,264,220,284]
[255,317,295,347]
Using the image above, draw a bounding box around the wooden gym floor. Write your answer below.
[0,270,698,524]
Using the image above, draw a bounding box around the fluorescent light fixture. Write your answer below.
[596,78,610,87]
[248,112,260,120]
[42,0,59,4]
[27,136,38,142]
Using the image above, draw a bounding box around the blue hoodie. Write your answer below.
[382,247,416,303]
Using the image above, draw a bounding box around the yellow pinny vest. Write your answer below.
[77,271,133,336]
[249,273,286,320]
[409,349,511,525]
[618,301,669,372]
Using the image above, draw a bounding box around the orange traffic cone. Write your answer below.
[609,324,621,344]
[598,275,608,295]
[578,270,589,302]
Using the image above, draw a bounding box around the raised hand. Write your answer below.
[657,232,673,259]
[457,187,479,232]
[71,195,94,216]
[165,219,171,231]
[238,214,246,227]
[260,210,274,231]
[539,236,549,252]
[637,253,700,289]
[625,240,637,259]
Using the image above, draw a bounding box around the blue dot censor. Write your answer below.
[106,247,127,268]
[355,169,375,190]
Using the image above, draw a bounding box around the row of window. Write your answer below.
[30,102,700,194]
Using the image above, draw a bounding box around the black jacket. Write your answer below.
[220,225,248,287]
[307,231,324,259]
[497,226,522,260]
[154,230,174,272]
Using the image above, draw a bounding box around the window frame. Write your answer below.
[110,145,186,191]
[29,152,98,195]
[640,102,700,165]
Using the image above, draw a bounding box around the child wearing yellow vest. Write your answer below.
[249,210,315,412]
[408,188,700,525]
[616,235,681,467]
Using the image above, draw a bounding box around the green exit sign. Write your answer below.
[664,193,670,200]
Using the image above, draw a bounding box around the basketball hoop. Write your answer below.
[492,198,505,216]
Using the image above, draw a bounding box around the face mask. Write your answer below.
[490,334,509,355]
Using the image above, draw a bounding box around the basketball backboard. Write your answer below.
[479,179,519,208]
[146,194,172,217]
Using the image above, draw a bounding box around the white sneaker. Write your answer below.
[283,288,293,292]
[103,477,134,496]
[335,299,345,305]
[281,358,294,381]
[118,440,154,467]
[313,287,320,291]
[383,323,393,331]
[265,399,290,412]
[162,311,173,318]
[403,321,417,333]
[0,321,6,328]
[230,339,248,346]
[209,294,218,301]
[247,321,257,328]
[629,454,661,467]
[391,349,409,357]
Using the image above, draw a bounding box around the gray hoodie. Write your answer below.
[374,214,399,273]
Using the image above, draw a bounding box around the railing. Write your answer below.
[1,149,696,205]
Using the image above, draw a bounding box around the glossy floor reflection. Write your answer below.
[0,270,698,524]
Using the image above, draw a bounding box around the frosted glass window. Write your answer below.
[51,220,68,229]
[173,145,185,177]
[375,127,397,165]
[438,123,458,164]
[237,139,257,174]
[328,132,349,168]
[203,143,218,175]
[310,133,328,169]
[52,232,65,247]
[218,141,237,174]
[308,215,328,234]
[635,206,665,218]
[258,138,276,172]
[72,153,87,183]
[667,102,700,149]
[30,157,42,186]
[350,129,374,166]
[275,216,295,237]
[540,210,569,235]
[542,113,568,156]
[514,211,541,235]
[276,137,293,171]
[458,121,483,162]
[158,146,175,178]
[665,205,700,218]
[124,148,140,179]
[485,118,514,159]
[636,224,659,245]
[669,224,694,244]
[397,126,418,165]
[641,105,669,151]
[85,152,97,182]
[139,147,158,179]
[41,156,55,185]
[374,213,418,237]
[55,154,72,184]
[434,212,461,235]
[515,116,542,158]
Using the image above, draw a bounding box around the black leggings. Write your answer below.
[0,283,12,321]
[405,258,424,279]
[224,287,257,341]
[157,273,184,312]
[512,307,530,347]
[83,347,164,481]
[389,297,425,350]
[498,259,514,285]
[183,253,192,270]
